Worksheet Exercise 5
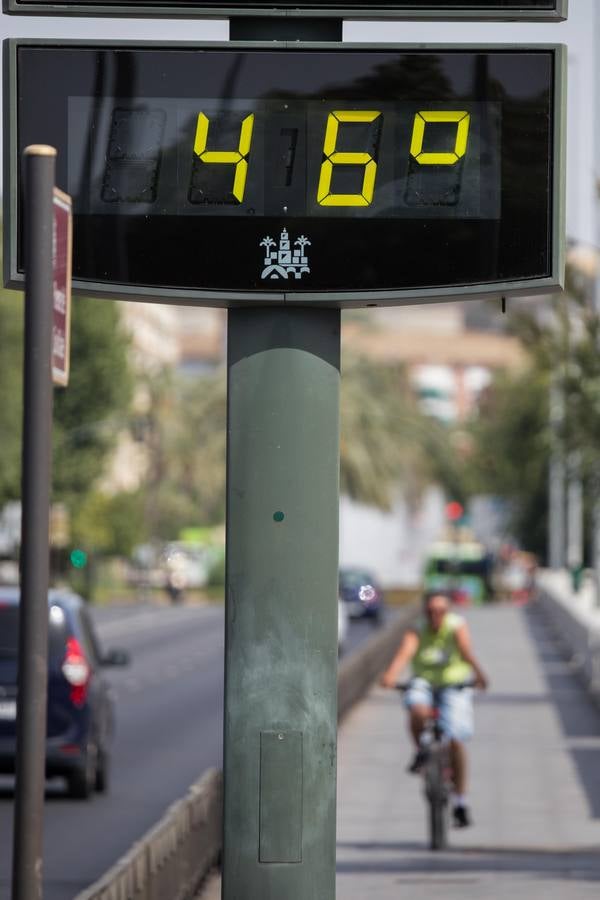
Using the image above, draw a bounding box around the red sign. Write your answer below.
[52,188,72,387]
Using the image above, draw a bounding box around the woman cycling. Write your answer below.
[380,590,489,827]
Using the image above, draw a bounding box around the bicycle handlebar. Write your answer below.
[395,679,476,693]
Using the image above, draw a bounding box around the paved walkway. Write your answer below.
[337,602,600,899]
[201,601,600,899]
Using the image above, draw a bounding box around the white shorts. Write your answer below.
[404,677,474,742]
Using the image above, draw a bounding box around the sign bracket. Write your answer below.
[230,16,341,41]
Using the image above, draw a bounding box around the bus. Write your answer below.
[423,539,493,606]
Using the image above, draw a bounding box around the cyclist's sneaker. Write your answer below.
[407,749,428,774]
[453,804,472,828]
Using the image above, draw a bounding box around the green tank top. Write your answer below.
[412,612,472,686]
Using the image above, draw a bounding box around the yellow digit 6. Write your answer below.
[410,111,470,165]
[193,112,255,203]
[317,110,382,207]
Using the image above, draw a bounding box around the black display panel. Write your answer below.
[69,97,500,221]
[9,44,560,302]
[5,0,568,18]
[4,0,564,5]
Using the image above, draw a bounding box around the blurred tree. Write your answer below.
[340,352,438,510]
[129,366,225,539]
[72,489,146,557]
[135,349,453,539]
[52,295,133,509]
[468,366,550,558]
[465,263,600,560]
[0,290,23,507]
[0,249,133,532]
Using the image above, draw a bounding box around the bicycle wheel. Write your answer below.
[425,749,448,850]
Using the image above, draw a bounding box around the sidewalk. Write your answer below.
[201,602,600,899]
[336,602,600,899]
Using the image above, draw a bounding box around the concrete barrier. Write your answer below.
[74,768,222,900]
[74,607,416,900]
[536,569,600,702]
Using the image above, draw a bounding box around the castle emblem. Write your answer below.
[260,229,311,280]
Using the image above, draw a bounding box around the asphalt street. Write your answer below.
[0,599,385,900]
[0,602,225,900]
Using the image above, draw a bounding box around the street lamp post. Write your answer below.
[549,376,566,570]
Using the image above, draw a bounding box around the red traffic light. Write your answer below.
[446,501,464,522]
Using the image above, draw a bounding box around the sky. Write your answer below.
[0,0,596,246]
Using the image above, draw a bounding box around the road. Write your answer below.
[0,599,387,900]
[336,602,600,899]
[0,602,224,900]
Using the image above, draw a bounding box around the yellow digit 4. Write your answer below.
[410,111,470,165]
[193,112,255,203]
[317,110,382,207]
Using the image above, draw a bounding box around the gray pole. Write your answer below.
[223,307,340,900]
[566,452,584,587]
[591,481,600,605]
[593,0,600,602]
[11,145,56,900]
[548,376,566,569]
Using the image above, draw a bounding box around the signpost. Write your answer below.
[3,0,569,20]
[52,189,72,387]
[1,8,567,900]
[12,145,57,900]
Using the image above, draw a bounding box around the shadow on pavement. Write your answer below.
[522,603,600,818]
[0,779,82,803]
[336,842,600,880]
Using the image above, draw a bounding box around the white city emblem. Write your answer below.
[260,229,311,280]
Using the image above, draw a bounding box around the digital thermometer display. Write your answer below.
[8,43,561,304]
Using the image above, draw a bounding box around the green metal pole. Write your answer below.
[223,307,340,900]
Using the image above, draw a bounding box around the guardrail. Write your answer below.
[74,606,416,900]
[536,569,600,703]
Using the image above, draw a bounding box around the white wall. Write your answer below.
[339,485,446,589]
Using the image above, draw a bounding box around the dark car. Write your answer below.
[339,567,384,621]
[0,587,128,799]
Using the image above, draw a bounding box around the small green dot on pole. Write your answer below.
[273,511,285,522]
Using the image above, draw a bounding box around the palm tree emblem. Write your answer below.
[259,230,311,280]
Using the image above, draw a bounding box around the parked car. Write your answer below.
[0,587,129,799]
[339,567,384,621]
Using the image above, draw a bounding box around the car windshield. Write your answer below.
[0,603,69,685]
[431,559,487,576]
[340,571,375,589]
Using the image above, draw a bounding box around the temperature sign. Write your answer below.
[4,41,565,307]
[3,1,569,21]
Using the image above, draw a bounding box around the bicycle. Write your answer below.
[397,680,473,850]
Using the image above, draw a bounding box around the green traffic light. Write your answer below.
[70,549,88,569]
